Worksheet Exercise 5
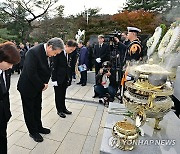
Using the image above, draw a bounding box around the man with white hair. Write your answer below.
[18,37,64,142]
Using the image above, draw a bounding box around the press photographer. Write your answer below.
[94,61,117,104]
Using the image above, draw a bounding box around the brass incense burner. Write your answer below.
[123,64,174,130]
[112,119,138,151]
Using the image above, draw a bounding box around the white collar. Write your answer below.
[64,50,67,55]
[0,69,2,74]
[44,43,47,55]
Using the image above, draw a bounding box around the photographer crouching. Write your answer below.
[94,61,117,105]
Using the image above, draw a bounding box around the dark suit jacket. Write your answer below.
[117,42,128,67]
[94,43,110,63]
[0,70,11,123]
[79,46,88,68]
[69,49,77,68]
[17,43,51,97]
[51,51,69,85]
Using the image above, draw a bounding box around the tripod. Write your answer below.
[110,47,123,103]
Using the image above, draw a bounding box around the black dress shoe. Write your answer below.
[92,95,98,98]
[63,109,72,115]
[77,82,82,85]
[81,83,86,86]
[29,133,43,142]
[39,127,51,134]
[58,112,66,118]
[99,99,104,104]
[92,91,99,98]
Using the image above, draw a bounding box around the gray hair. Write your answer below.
[47,37,65,50]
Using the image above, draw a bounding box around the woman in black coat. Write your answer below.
[0,42,20,154]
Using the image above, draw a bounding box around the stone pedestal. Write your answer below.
[87,71,95,84]
[100,102,180,154]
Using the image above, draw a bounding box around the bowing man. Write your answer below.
[52,40,77,118]
[17,38,64,142]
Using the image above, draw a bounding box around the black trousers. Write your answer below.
[54,81,67,113]
[20,92,43,135]
[95,62,102,75]
[0,117,7,154]
[80,71,87,84]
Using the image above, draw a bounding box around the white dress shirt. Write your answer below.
[44,43,47,53]
[64,50,68,61]
[99,43,103,48]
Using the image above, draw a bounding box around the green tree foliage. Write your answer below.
[0,0,60,42]
[124,0,166,12]
[0,38,7,43]
[30,5,67,42]
[6,4,29,42]
[77,8,101,18]
[0,28,17,41]
[68,8,117,42]
[124,0,180,14]
[30,7,113,43]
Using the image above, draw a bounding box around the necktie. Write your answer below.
[47,57,51,67]
[0,72,7,94]
[65,53,68,61]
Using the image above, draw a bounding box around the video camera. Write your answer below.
[109,30,122,43]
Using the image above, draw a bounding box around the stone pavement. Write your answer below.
[7,74,108,154]
[66,80,99,103]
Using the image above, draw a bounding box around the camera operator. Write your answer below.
[121,31,131,46]
[94,61,117,103]
[112,27,143,66]
[113,37,127,68]
[109,36,127,85]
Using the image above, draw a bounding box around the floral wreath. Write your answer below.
[147,26,162,58]
[158,21,180,59]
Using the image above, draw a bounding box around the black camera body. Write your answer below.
[109,31,122,43]
[102,61,112,75]
[102,68,109,74]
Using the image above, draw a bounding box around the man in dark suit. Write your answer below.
[25,42,31,52]
[86,41,94,71]
[0,42,20,154]
[69,48,78,84]
[17,38,64,142]
[77,41,88,86]
[94,35,110,75]
[51,40,77,118]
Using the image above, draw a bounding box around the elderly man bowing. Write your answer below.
[17,38,64,142]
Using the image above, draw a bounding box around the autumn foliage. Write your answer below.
[112,10,162,34]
